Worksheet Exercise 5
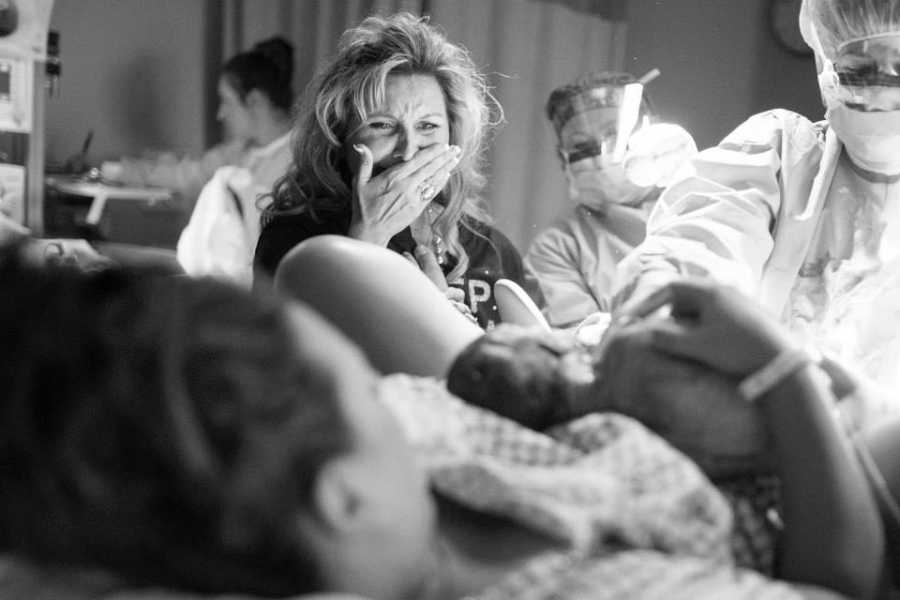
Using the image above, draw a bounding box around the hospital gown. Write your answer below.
[379,375,807,600]
[790,154,900,416]
[526,191,659,327]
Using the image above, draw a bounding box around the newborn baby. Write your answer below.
[447,323,771,479]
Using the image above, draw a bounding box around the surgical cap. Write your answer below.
[800,0,900,61]
[545,72,654,136]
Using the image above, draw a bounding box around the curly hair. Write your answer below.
[267,12,500,281]
[0,247,351,595]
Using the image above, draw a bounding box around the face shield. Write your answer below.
[554,81,646,170]
[550,76,652,210]
[818,35,900,111]
[800,0,900,174]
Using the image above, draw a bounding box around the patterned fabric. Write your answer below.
[379,375,802,600]
[0,374,796,600]
[477,551,802,600]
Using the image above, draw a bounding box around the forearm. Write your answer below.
[536,279,602,328]
[346,221,389,247]
[761,365,883,598]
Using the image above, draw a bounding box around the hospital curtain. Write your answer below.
[215,0,627,250]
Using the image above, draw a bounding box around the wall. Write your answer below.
[625,0,822,151]
[432,0,628,249]
[45,0,208,168]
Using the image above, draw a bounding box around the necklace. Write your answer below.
[425,203,447,265]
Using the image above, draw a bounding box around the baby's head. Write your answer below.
[447,324,596,429]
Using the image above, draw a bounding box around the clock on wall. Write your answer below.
[770,0,814,57]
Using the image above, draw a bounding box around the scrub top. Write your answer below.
[526,191,658,327]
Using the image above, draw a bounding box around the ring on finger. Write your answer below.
[417,180,437,200]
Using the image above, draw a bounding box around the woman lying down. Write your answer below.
[0,237,887,600]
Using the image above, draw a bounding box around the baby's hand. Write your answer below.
[404,246,478,325]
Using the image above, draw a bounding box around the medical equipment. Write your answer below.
[0,0,54,234]
[494,278,551,331]
[43,175,184,249]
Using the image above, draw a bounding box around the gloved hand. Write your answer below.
[624,122,698,188]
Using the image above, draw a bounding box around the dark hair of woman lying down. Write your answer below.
[0,246,351,595]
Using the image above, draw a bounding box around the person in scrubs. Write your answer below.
[526,71,696,327]
[614,0,900,417]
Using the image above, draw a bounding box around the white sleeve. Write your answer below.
[176,166,253,288]
[614,110,792,304]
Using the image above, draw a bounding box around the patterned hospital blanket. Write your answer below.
[380,375,806,600]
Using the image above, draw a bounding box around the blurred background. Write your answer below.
[45,0,820,250]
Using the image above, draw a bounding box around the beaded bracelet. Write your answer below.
[737,346,818,402]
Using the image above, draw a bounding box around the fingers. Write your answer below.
[352,144,374,189]
[404,247,473,323]
[405,145,461,197]
[419,163,454,201]
[451,300,478,324]
[413,244,448,291]
[611,278,719,366]
[390,143,459,181]
[664,278,723,318]
[445,286,465,303]
[615,284,674,320]
[379,144,460,201]
[644,318,704,362]
[350,143,459,244]
[616,277,715,323]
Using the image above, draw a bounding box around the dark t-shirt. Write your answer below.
[255,209,532,329]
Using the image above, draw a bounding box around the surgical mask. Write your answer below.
[565,160,647,210]
[827,104,900,175]
[820,61,900,175]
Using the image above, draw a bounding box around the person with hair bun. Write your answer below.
[255,13,531,329]
[103,37,295,210]
[174,37,296,287]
